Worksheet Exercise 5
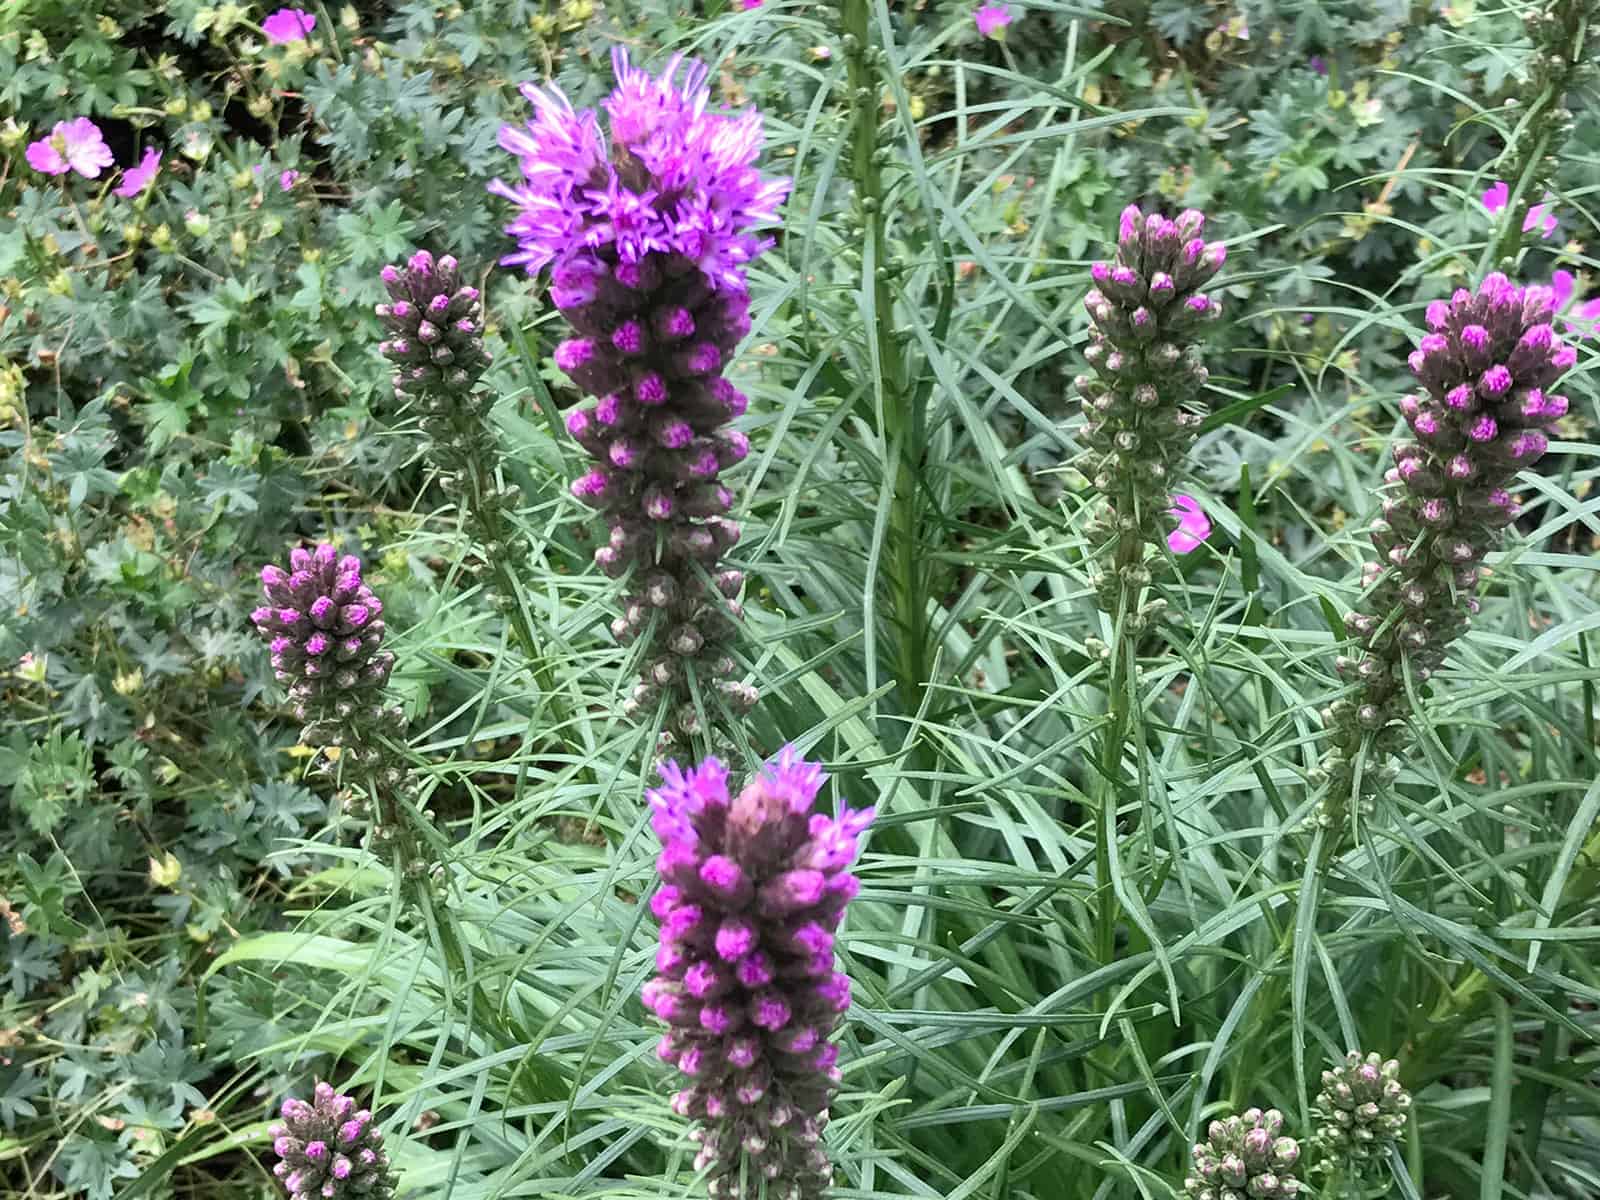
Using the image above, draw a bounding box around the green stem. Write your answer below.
[843,0,926,743]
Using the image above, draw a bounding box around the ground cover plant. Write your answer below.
[2,1,1599,1199]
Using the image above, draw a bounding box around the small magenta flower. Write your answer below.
[250,544,395,740]
[280,168,301,191]
[1481,180,1557,238]
[644,748,873,1200]
[1185,1108,1302,1200]
[113,147,162,198]
[975,3,1013,37]
[268,1080,397,1199]
[262,7,317,43]
[26,118,114,179]
[1552,269,1600,338]
[1309,55,1328,76]
[1167,494,1212,554]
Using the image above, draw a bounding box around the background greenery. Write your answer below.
[2,0,1598,1198]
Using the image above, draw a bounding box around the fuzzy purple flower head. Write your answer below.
[643,748,873,1200]
[492,49,786,738]
[268,1080,396,1200]
[251,544,394,739]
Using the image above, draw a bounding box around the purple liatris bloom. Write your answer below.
[491,49,788,738]
[1310,1052,1411,1173]
[975,3,1013,37]
[377,251,491,406]
[1078,204,1227,610]
[268,1080,397,1200]
[1185,1108,1301,1200]
[26,117,114,179]
[251,544,395,742]
[643,748,873,1200]
[1317,274,1575,823]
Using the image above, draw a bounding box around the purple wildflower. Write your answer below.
[1481,180,1557,238]
[492,49,786,738]
[1309,55,1328,76]
[1551,268,1600,338]
[975,3,1013,37]
[112,147,162,198]
[1318,273,1575,822]
[250,544,395,739]
[1078,204,1227,609]
[644,747,873,1200]
[1167,494,1211,554]
[268,1081,397,1200]
[280,169,301,191]
[26,118,114,179]
[262,7,316,43]
[377,250,491,403]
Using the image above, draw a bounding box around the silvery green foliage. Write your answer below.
[1184,1108,1302,1200]
[1311,1051,1411,1169]
[268,1081,397,1200]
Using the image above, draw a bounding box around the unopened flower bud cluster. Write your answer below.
[1077,203,1226,610]
[1185,1107,1301,1200]
[1316,274,1575,823]
[268,1080,396,1200]
[1310,1051,1412,1171]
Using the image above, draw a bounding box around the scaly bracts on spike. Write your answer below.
[251,544,400,749]
[1185,1107,1302,1200]
[1314,273,1575,827]
[377,251,528,575]
[268,1080,397,1200]
[642,748,873,1200]
[1310,1051,1411,1176]
[491,48,788,742]
[1077,204,1227,615]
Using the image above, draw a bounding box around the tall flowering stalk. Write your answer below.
[641,748,873,1199]
[1314,274,1575,830]
[491,49,788,743]
[1078,204,1227,616]
[267,1080,398,1199]
[375,251,538,638]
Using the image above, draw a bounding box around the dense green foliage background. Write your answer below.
[2,1,1597,1198]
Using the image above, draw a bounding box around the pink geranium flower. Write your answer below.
[262,7,316,43]
[113,147,162,198]
[25,118,115,179]
[1552,269,1600,338]
[279,168,300,191]
[1482,180,1557,238]
[975,3,1013,38]
[1167,494,1212,554]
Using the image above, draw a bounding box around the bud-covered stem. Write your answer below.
[1313,273,1575,840]
[1487,1,1596,266]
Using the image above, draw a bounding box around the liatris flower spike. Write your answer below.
[268,1080,397,1200]
[251,544,399,747]
[1315,274,1575,824]
[377,251,491,408]
[491,48,788,739]
[1078,204,1227,611]
[1310,1052,1411,1173]
[642,747,874,1200]
[1185,1108,1302,1200]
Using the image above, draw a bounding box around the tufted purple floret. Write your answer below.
[643,747,873,1200]
[267,1080,397,1200]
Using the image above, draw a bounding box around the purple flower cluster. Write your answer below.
[492,49,788,738]
[1185,1108,1302,1200]
[1078,204,1227,608]
[1319,275,1575,819]
[268,1081,396,1200]
[642,748,873,1200]
[251,544,395,742]
[377,251,491,407]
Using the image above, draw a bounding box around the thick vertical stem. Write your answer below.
[843,0,927,735]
